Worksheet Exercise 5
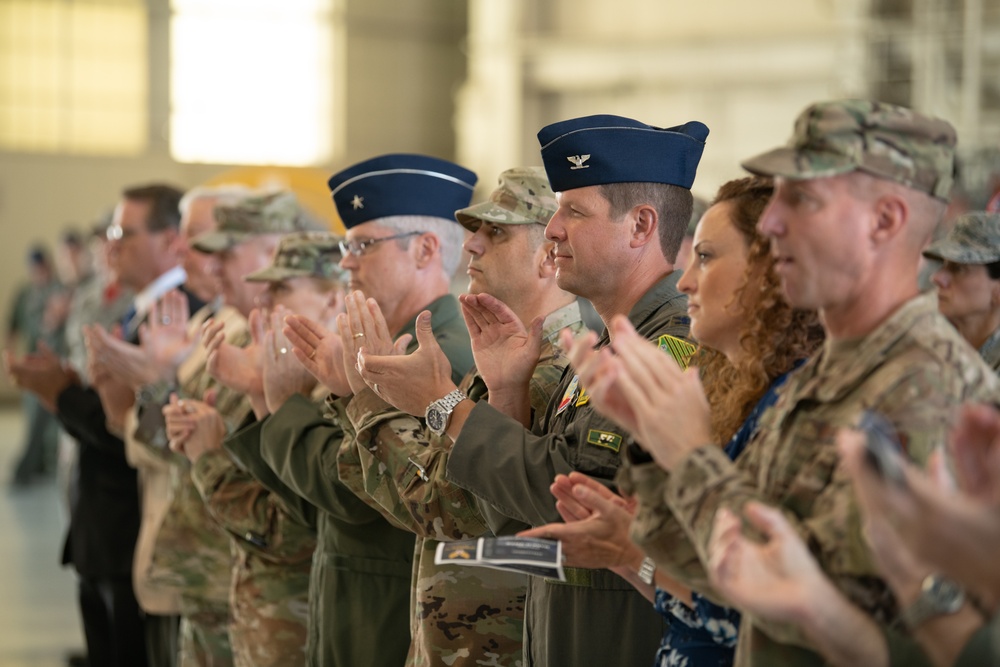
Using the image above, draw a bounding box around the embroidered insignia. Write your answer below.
[575,387,590,407]
[657,334,697,369]
[442,544,472,560]
[586,429,622,452]
[567,154,591,170]
[351,195,365,210]
[557,375,579,415]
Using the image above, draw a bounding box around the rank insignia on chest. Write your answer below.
[557,375,580,415]
[586,429,622,452]
[441,544,472,560]
[657,334,696,369]
[575,387,590,407]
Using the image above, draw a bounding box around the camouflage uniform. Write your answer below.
[626,293,1000,666]
[192,444,315,667]
[625,100,1000,667]
[153,193,322,667]
[249,294,471,667]
[142,305,252,667]
[978,327,1000,371]
[185,230,351,667]
[339,301,586,666]
[446,272,691,667]
[923,211,1000,372]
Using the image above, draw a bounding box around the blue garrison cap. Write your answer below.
[538,115,709,192]
[328,154,477,229]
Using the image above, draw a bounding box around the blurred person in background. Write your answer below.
[923,211,1000,371]
[5,244,65,486]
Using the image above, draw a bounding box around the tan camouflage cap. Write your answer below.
[245,231,346,283]
[192,191,325,253]
[922,212,1000,265]
[455,167,557,231]
[742,99,957,201]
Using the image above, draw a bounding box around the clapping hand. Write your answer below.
[262,306,317,413]
[204,309,265,401]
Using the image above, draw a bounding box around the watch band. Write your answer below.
[434,389,466,415]
[425,389,467,435]
[637,557,656,586]
[899,574,965,630]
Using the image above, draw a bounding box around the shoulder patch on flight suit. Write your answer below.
[657,334,696,369]
[586,429,622,452]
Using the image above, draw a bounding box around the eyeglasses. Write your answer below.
[339,231,422,257]
[106,225,148,242]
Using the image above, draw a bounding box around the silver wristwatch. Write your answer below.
[425,389,467,436]
[899,574,965,630]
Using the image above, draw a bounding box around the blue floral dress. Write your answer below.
[651,369,796,667]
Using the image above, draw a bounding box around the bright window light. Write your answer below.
[170,0,336,166]
[0,0,147,155]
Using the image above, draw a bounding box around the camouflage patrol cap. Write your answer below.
[742,99,957,201]
[922,212,1000,265]
[454,167,557,231]
[192,191,324,253]
[245,231,346,283]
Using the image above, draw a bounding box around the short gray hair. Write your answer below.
[378,215,465,278]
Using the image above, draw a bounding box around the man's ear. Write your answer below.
[414,232,440,268]
[538,240,557,278]
[871,193,908,244]
[630,204,658,248]
[991,279,1000,309]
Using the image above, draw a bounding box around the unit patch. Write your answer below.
[586,429,622,452]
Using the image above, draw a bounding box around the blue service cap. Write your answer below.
[538,115,709,192]
[328,154,478,229]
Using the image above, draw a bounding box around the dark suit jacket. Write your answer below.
[56,286,205,579]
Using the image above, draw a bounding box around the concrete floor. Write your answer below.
[0,406,85,667]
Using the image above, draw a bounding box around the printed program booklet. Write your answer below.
[434,536,566,581]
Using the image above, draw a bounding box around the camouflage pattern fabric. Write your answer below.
[455,166,557,230]
[192,447,316,667]
[623,292,1000,667]
[143,306,254,666]
[179,607,234,667]
[337,302,585,666]
[445,273,689,667]
[923,211,1000,265]
[253,294,471,667]
[979,325,1000,372]
[742,99,957,201]
[244,231,345,284]
[192,191,326,254]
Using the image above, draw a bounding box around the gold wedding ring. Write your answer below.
[353,332,365,339]
[308,349,317,361]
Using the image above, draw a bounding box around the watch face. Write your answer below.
[427,408,446,434]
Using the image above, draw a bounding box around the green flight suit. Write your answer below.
[446,273,691,667]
